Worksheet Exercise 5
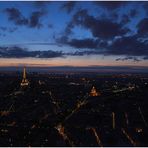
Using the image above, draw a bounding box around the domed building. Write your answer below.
[89,86,101,97]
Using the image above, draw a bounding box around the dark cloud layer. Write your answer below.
[143,56,148,60]
[137,18,148,35]
[120,9,138,25]
[129,9,138,18]
[66,35,148,58]
[116,56,141,62]
[143,2,148,15]
[0,46,63,58]
[121,14,130,24]
[0,45,103,58]
[2,2,148,62]
[57,36,108,50]
[61,1,76,13]
[68,50,102,56]
[59,38,99,49]
[57,6,148,60]
[5,8,28,25]
[5,8,46,28]
[94,1,127,10]
[107,36,148,56]
[29,11,45,28]
[65,9,129,40]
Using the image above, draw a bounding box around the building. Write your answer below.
[20,67,29,87]
[89,86,101,97]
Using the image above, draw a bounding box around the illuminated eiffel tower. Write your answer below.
[20,67,29,87]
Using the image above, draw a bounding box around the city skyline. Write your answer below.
[0,1,148,68]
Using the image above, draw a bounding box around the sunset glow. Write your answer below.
[0,1,148,69]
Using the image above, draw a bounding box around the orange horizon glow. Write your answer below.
[0,56,148,67]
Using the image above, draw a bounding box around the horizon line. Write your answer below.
[0,65,148,68]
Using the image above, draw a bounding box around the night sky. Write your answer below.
[0,1,148,67]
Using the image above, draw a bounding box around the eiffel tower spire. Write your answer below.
[20,67,29,87]
[23,67,26,79]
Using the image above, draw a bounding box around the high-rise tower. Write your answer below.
[20,67,29,87]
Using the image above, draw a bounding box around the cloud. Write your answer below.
[107,36,148,56]
[143,2,148,15]
[5,7,46,28]
[137,18,148,35]
[66,38,99,49]
[143,56,148,60]
[61,1,76,13]
[3,3,148,61]
[63,35,148,58]
[66,9,129,39]
[23,42,58,46]
[116,56,141,62]
[120,9,138,25]
[5,8,28,25]
[61,35,148,59]
[56,8,148,59]
[0,46,64,58]
[129,9,138,18]
[94,1,127,10]
[29,11,45,28]
[68,50,103,56]
[121,14,130,24]
[56,35,110,49]
[65,21,74,35]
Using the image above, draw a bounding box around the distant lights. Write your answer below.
[135,128,143,133]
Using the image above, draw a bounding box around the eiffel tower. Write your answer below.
[20,67,29,87]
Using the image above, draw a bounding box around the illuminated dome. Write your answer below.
[89,86,101,97]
